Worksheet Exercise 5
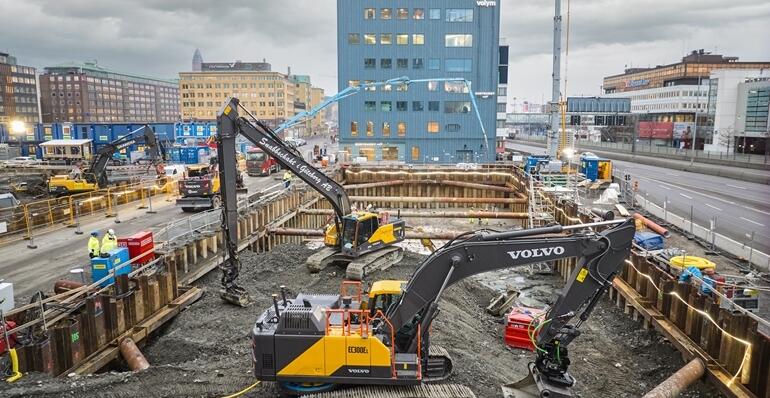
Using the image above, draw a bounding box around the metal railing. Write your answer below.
[512,134,769,165]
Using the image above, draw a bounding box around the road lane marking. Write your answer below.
[659,185,671,190]
[635,175,737,205]
[705,204,722,211]
[744,207,770,216]
[680,193,693,200]
[726,184,747,190]
[739,217,765,227]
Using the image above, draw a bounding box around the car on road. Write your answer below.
[6,156,40,166]
[285,137,306,147]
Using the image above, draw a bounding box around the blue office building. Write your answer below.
[337,1,501,163]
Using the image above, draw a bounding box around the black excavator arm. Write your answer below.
[385,218,636,394]
[87,125,163,188]
[215,97,352,305]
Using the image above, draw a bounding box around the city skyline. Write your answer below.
[0,0,768,108]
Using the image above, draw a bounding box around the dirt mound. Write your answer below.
[1,244,720,398]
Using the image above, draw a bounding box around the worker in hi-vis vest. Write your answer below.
[100,229,118,257]
[88,231,100,258]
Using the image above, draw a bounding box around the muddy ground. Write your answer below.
[2,243,721,398]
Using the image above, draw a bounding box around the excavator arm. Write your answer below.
[385,218,636,396]
[87,125,163,188]
[215,97,351,305]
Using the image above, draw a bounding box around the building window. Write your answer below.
[397,8,409,19]
[364,80,376,91]
[445,81,469,93]
[496,103,506,113]
[348,33,360,44]
[446,123,461,132]
[396,34,408,45]
[413,8,424,19]
[366,121,374,136]
[411,146,420,160]
[396,122,406,136]
[396,83,408,92]
[351,121,358,136]
[364,8,375,19]
[381,58,392,69]
[428,101,440,112]
[428,121,440,133]
[381,101,392,112]
[413,101,424,111]
[364,101,376,111]
[445,101,471,113]
[446,9,473,22]
[397,58,409,69]
[497,86,507,96]
[445,59,473,72]
[383,84,392,92]
[496,120,506,128]
[429,8,441,20]
[445,34,473,47]
[412,34,425,45]
[413,58,424,69]
[364,58,376,69]
[396,101,408,111]
[428,58,440,70]
[427,81,438,91]
[381,8,392,19]
[381,33,392,45]
[364,34,376,45]
[348,80,360,87]
[382,122,391,137]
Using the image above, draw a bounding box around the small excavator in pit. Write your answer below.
[214,98,407,305]
[249,218,636,397]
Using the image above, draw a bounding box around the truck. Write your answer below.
[175,162,245,212]
[245,147,278,176]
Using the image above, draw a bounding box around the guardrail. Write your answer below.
[512,134,769,165]
[0,178,177,246]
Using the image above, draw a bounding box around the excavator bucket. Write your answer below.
[220,287,253,307]
[502,365,573,398]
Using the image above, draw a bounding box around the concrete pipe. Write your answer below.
[641,358,705,398]
[120,337,150,371]
[53,279,87,295]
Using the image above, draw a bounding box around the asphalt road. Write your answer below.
[0,173,281,301]
[510,142,770,255]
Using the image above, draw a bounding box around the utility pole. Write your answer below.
[547,0,563,158]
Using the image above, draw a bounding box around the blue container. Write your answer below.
[90,247,131,287]
[634,232,665,250]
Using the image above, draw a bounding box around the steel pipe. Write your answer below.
[119,337,150,371]
[642,358,705,398]
[268,227,463,240]
[349,196,526,204]
[633,213,671,237]
[299,208,528,219]
[53,280,88,295]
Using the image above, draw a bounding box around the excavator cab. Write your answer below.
[334,212,405,257]
[364,280,406,316]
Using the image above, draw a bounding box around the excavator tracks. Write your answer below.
[304,384,476,398]
[345,246,404,280]
[424,346,453,382]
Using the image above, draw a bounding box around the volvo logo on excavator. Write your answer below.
[507,246,565,260]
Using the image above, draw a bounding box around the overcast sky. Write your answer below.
[1,0,769,110]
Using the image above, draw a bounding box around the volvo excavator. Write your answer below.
[47,125,165,196]
[215,98,407,305]
[249,218,636,397]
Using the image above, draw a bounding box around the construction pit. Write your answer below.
[1,164,766,398]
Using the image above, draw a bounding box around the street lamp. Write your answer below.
[10,120,26,134]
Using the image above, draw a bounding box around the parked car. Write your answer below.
[6,156,40,166]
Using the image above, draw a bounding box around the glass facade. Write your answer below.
[745,88,769,133]
[337,0,500,163]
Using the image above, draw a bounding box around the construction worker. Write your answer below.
[100,229,118,257]
[88,231,101,258]
[283,170,293,189]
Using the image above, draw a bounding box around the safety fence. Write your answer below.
[0,178,178,246]
[544,192,770,398]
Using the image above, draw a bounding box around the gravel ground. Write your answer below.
[1,243,721,398]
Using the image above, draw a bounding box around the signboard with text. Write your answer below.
[638,121,673,139]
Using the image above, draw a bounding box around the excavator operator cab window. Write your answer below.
[356,216,379,246]
[342,217,358,248]
[369,293,400,317]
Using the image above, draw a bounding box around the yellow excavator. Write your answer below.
[47,125,164,196]
[249,219,636,397]
[214,97,406,305]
